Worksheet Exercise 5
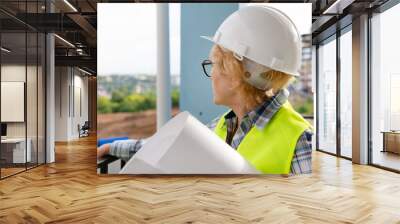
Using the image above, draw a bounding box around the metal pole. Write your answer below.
[352,14,369,164]
[46,0,55,163]
[156,3,172,130]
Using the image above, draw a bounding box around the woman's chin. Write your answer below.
[213,98,220,105]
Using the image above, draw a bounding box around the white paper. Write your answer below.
[120,111,260,174]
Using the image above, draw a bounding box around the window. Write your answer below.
[317,36,337,154]
[339,28,352,158]
[370,3,400,171]
[0,1,46,179]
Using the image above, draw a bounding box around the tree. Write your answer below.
[119,94,149,112]
[97,96,113,114]
[111,88,129,104]
[171,88,180,108]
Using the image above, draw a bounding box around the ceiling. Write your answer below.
[310,0,391,44]
[0,0,396,75]
[0,0,98,75]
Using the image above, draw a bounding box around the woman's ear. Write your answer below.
[228,75,242,90]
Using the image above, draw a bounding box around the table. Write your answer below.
[1,138,31,164]
[381,131,400,154]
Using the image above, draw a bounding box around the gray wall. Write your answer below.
[180,3,238,124]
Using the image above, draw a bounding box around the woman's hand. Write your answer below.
[97,144,110,159]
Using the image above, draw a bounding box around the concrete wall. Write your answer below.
[180,3,238,124]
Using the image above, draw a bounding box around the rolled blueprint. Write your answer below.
[120,111,260,174]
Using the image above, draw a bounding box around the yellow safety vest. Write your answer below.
[214,101,312,174]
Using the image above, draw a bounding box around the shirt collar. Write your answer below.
[224,88,289,130]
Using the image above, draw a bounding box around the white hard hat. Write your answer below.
[201,6,302,89]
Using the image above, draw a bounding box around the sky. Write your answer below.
[98,3,311,76]
[98,3,181,76]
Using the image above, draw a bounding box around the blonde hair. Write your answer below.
[210,45,294,107]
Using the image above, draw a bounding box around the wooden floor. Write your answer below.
[373,150,400,171]
[1,167,26,178]
[1,136,400,223]
[1,163,44,178]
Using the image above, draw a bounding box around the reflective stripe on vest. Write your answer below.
[214,101,312,174]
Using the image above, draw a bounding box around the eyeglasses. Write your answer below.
[201,59,213,77]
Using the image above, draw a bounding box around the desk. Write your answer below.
[381,131,400,154]
[1,138,31,164]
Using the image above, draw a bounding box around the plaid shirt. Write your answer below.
[109,88,313,175]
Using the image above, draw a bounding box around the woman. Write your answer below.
[98,5,313,175]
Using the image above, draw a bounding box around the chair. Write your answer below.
[78,121,90,138]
